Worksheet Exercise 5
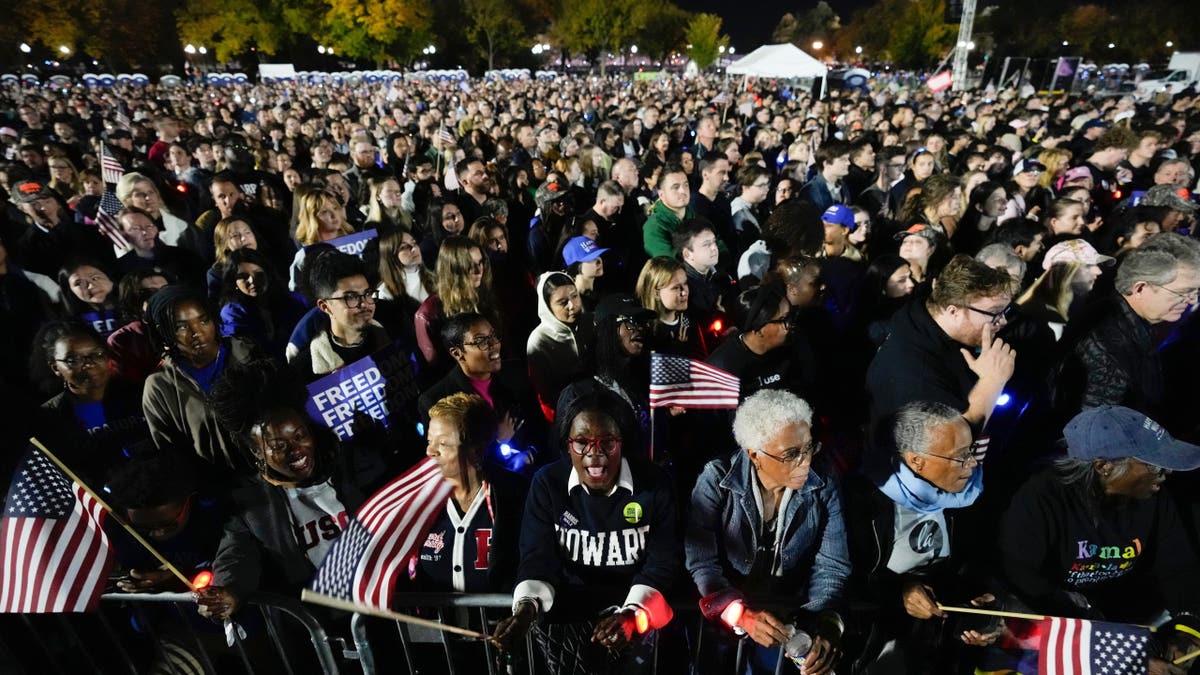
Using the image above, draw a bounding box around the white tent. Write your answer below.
[727,43,828,96]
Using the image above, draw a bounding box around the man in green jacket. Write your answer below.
[643,163,731,261]
[644,163,696,258]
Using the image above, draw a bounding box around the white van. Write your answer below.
[1135,52,1200,100]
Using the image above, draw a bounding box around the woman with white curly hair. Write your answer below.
[685,388,848,675]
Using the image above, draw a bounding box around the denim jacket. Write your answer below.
[685,450,850,615]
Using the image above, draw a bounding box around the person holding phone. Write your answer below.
[418,312,546,473]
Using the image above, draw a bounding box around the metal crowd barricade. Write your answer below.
[0,592,343,675]
[354,592,831,675]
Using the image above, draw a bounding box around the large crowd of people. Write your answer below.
[4,72,1200,674]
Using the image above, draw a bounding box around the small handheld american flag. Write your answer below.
[0,444,114,613]
[309,458,452,609]
[100,144,125,186]
[1038,616,1150,675]
[649,353,740,409]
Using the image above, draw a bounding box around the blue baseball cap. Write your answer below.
[821,204,856,231]
[1064,406,1200,470]
[562,235,608,266]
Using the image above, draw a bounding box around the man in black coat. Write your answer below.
[8,180,114,277]
[866,256,1017,452]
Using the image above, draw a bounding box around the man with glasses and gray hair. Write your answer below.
[1054,232,1200,425]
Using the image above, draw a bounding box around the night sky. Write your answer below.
[675,0,873,50]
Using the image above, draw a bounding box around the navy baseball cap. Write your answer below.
[822,204,856,230]
[1064,406,1200,470]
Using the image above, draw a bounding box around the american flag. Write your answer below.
[1038,617,1150,675]
[100,144,125,186]
[436,126,455,147]
[95,190,131,252]
[0,444,113,613]
[649,353,741,409]
[309,458,452,609]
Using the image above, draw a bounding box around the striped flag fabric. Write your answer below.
[100,144,125,186]
[309,458,452,609]
[1038,616,1150,675]
[96,190,131,252]
[649,353,741,409]
[0,444,114,613]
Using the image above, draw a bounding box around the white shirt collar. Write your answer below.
[567,458,634,497]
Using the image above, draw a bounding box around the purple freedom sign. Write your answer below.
[304,342,418,440]
[327,228,378,257]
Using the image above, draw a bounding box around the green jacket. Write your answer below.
[642,200,694,259]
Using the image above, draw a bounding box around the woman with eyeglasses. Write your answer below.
[685,389,848,675]
[845,401,1001,673]
[218,248,307,360]
[707,281,800,401]
[997,406,1200,674]
[31,320,152,486]
[493,388,681,675]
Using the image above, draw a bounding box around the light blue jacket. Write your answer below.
[685,450,850,615]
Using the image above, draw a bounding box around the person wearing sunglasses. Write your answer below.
[867,255,1017,446]
[218,248,306,360]
[998,406,1200,675]
[493,388,680,674]
[685,389,848,675]
[846,401,1000,672]
[288,251,393,384]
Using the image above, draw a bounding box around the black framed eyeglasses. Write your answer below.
[322,290,379,308]
[461,333,501,349]
[759,441,821,465]
[760,316,792,330]
[965,303,1014,326]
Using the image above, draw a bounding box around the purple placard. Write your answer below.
[327,228,378,257]
[304,341,418,440]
